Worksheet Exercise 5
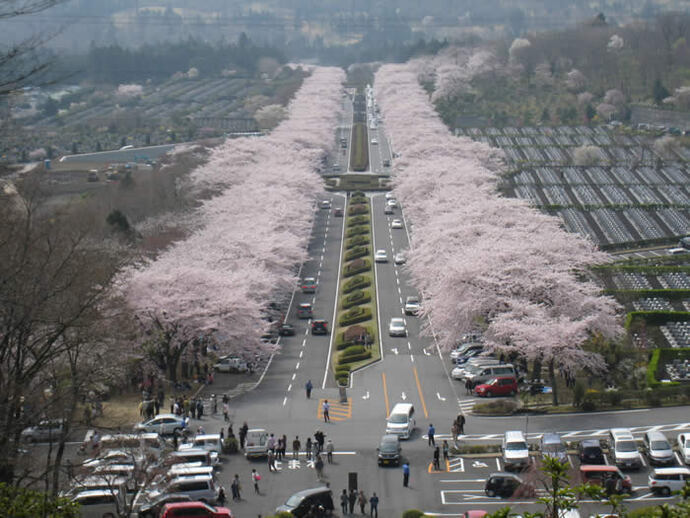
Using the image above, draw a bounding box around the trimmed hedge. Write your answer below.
[339,306,372,326]
[341,345,366,358]
[647,347,690,387]
[346,235,370,249]
[473,400,518,415]
[350,123,369,172]
[336,325,374,350]
[348,205,369,217]
[339,349,372,364]
[345,246,369,262]
[352,191,366,199]
[335,374,349,386]
[342,289,371,309]
[604,289,690,301]
[625,311,690,328]
[346,225,369,238]
[343,259,371,277]
[342,275,371,293]
[579,385,690,411]
[335,364,351,374]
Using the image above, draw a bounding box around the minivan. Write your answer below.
[540,433,567,462]
[643,431,675,466]
[179,434,223,455]
[297,303,313,319]
[466,364,516,387]
[168,449,218,467]
[276,487,335,517]
[377,434,402,466]
[648,467,690,496]
[245,429,269,458]
[71,489,124,518]
[609,428,642,470]
[502,431,530,471]
[451,358,499,380]
[578,439,605,464]
[580,465,632,494]
[386,403,415,439]
[161,474,220,504]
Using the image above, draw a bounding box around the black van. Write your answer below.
[276,487,335,517]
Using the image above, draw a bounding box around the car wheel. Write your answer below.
[486,391,493,397]
[486,489,495,497]
[661,487,671,497]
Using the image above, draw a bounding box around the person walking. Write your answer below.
[223,402,230,422]
[196,399,203,419]
[369,493,379,518]
[280,434,287,460]
[251,469,261,494]
[358,490,367,514]
[217,486,226,507]
[322,400,330,423]
[190,398,197,419]
[402,462,410,487]
[348,489,357,514]
[314,430,325,452]
[456,413,466,435]
[267,433,276,453]
[340,489,348,515]
[428,423,435,447]
[314,454,324,481]
[442,440,449,462]
[326,439,334,464]
[228,424,235,440]
[267,449,277,472]
[239,422,248,450]
[433,446,441,471]
[231,474,241,501]
[465,378,473,395]
[293,436,301,460]
[306,437,313,461]
[306,379,313,399]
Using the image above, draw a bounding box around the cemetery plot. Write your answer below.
[660,322,690,349]
[611,272,653,290]
[633,297,673,311]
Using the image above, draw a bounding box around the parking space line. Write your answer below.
[292,373,296,380]
[287,384,292,391]
[675,452,683,464]
[296,362,300,370]
[495,458,501,470]
[640,455,647,468]
[283,397,287,406]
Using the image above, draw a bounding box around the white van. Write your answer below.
[169,448,219,467]
[385,403,415,439]
[609,428,643,470]
[245,428,269,458]
[178,434,223,455]
[502,430,530,470]
[648,467,690,496]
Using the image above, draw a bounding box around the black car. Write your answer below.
[279,323,296,336]
[311,320,329,335]
[276,487,335,517]
[377,434,402,466]
[578,439,605,464]
[485,472,527,498]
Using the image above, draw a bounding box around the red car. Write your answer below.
[474,376,518,397]
[311,319,329,335]
[161,502,233,518]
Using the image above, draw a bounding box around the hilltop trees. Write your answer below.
[375,64,622,402]
[124,67,345,369]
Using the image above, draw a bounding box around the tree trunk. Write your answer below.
[549,359,559,406]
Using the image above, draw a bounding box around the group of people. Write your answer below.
[340,489,380,517]
[170,395,205,419]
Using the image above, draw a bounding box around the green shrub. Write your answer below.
[336,374,349,386]
[606,390,623,407]
[342,289,371,309]
[625,311,690,329]
[343,259,371,277]
[346,225,369,238]
[402,511,426,518]
[581,392,598,412]
[344,246,369,262]
[223,437,239,454]
[350,123,369,172]
[348,206,369,217]
[335,364,351,374]
[339,349,372,364]
[472,400,517,415]
[451,444,501,455]
[342,275,371,293]
[346,235,370,249]
[339,306,372,326]
[341,345,366,358]
[352,191,366,199]
[573,380,586,407]
[347,215,370,226]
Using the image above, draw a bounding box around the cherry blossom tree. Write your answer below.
[123,67,345,369]
[374,63,622,396]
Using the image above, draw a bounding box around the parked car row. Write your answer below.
[65,431,233,517]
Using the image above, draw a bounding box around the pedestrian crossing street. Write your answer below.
[317,397,352,422]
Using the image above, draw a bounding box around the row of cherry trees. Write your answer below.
[123,67,345,376]
[374,63,623,403]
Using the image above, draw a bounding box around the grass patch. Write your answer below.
[337,174,388,191]
[345,225,369,238]
[350,123,369,171]
[343,258,371,277]
[346,235,370,249]
[472,399,518,415]
[339,305,373,326]
[344,246,369,261]
[341,289,372,309]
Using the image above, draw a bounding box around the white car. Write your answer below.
[20,420,64,442]
[374,250,388,263]
[385,192,395,200]
[320,200,331,209]
[386,199,398,208]
[404,296,420,315]
[678,433,690,464]
[214,356,249,373]
[391,219,403,229]
[394,252,406,265]
[389,318,407,337]
[371,138,378,144]
[133,414,185,435]
[178,434,223,455]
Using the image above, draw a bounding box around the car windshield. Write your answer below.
[380,441,397,451]
[406,298,419,304]
[584,447,600,455]
[388,414,407,424]
[506,442,527,451]
[544,443,565,453]
[286,494,304,507]
[651,440,670,450]
[616,441,637,452]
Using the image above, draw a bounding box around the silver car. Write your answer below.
[133,414,185,435]
[388,318,407,337]
[21,420,64,442]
